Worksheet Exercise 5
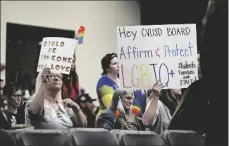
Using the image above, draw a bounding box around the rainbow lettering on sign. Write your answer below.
[75,26,85,45]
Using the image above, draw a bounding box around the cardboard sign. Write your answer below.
[117,24,198,89]
[37,37,76,74]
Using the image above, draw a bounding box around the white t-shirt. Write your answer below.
[28,101,74,129]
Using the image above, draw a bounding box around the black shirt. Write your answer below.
[0,109,24,130]
[82,109,96,128]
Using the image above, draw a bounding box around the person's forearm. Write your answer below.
[142,94,159,125]
[28,86,45,115]
[72,107,88,127]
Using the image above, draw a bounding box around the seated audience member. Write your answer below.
[97,88,145,131]
[27,67,87,129]
[143,88,181,135]
[0,83,25,129]
[78,89,99,128]
[96,53,142,118]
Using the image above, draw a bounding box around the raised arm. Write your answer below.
[142,82,163,126]
[28,68,50,116]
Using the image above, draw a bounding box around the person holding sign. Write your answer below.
[27,67,87,129]
[142,88,181,135]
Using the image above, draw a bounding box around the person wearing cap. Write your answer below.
[78,88,99,128]
[96,53,143,120]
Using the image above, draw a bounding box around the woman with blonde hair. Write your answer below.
[27,67,87,129]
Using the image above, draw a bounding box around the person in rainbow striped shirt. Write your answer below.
[96,53,144,119]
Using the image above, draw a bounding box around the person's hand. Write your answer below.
[151,81,163,97]
[62,98,80,110]
[124,121,135,130]
[41,67,51,83]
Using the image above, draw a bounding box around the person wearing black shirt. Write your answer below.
[0,83,24,129]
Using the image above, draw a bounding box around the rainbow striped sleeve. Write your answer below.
[98,85,114,108]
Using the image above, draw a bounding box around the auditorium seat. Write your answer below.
[16,129,71,146]
[161,130,206,146]
[70,128,118,146]
[111,129,165,146]
[4,130,18,141]
[0,130,17,146]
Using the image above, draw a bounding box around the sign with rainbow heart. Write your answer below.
[37,37,76,74]
[117,24,198,89]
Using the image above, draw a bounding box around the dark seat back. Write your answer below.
[17,129,70,146]
[161,130,205,146]
[70,128,118,146]
[4,130,18,141]
[111,129,165,146]
[0,130,17,146]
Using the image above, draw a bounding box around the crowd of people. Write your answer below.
[0,1,227,146]
[0,50,199,136]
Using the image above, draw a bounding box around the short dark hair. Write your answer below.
[101,53,118,75]
[3,82,22,97]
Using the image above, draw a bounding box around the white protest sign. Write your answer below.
[37,37,76,74]
[117,24,198,89]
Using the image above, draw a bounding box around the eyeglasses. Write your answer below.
[47,74,63,80]
[12,94,22,98]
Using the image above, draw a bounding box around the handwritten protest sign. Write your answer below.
[37,37,76,74]
[117,24,198,89]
